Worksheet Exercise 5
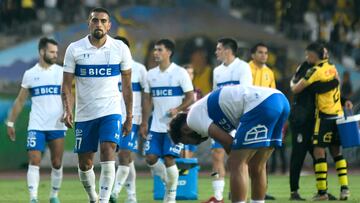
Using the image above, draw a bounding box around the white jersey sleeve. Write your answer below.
[119,42,132,71]
[21,70,31,89]
[63,44,76,73]
[179,67,194,93]
[139,64,148,91]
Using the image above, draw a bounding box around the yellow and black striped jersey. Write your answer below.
[304,59,343,116]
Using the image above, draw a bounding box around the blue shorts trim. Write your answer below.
[183,144,197,152]
[232,93,290,149]
[27,130,66,151]
[74,114,122,153]
[144,131,183,157]
[118,124,139,152]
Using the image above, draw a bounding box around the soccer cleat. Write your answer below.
[340,188,350,200]
[201,196,224,203]
[289,191,306,201]
[328,193,337,201]
[109,194,117,203]
[50,197,60,203]
[312,193,329,201]
[30,199,38,203]
[265,193,276,200]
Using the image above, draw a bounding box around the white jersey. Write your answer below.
[213,57,252,89]
[63,35,132,122]
[21,63,67,131]
[187,85,281,138]
[145,63,193,133]
[119,60,147,125]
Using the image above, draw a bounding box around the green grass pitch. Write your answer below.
[0,174,359,203]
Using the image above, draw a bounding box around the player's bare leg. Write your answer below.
[249,148,274,201]
[228,149,256,202]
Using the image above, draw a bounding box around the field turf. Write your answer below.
[0,173,359,202]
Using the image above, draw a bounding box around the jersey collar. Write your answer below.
[85,35,111,49]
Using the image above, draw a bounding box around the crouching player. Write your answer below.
[169,84,290,203]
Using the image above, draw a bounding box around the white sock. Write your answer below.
[165,165,178,201]
[27,165,40,200]
[148,159,167,183]
[125,161,137,200]
[212,179,224,201]
[78,165,98,201]
[250,200,265,203]
[99,161,116,203]
[50,167,63,198]
[111,165,130,198]
[233,202,246,203]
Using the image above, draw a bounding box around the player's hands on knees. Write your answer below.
[62,111,73,128]
[122,117,132,136]
[7,126,16,141]
[139,122,148,139]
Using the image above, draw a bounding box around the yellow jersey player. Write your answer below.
[291,42,350,201]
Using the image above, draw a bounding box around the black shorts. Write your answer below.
[313,117,341,147]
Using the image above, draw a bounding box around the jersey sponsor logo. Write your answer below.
[243,124,268,144]
[151,86,184,97]
[217,80,240,88]
[75,64,121,77]
[118,82,142,92]
[30,85,61,97]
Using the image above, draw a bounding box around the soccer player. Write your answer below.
[288,47,339,201]
[169,84,290,203]
[6,37,66,203]
[62,8,133,203]
[139,39,194,203]
[291,42,350,201]
[207,38,252,203]
[110,36,148,203]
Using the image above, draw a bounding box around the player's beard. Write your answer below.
[92,29,105,40]
[43,52,56,65]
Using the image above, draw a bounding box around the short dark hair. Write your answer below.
[155,39,175,58]
[306,42,325,59]
[217,38,237,55]
[114,36,130,48]
[89,7,110,19]
[250,42,268,54]
[38,37,58,52]
[169,113,187,144]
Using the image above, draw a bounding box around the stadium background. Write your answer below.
[0,0,360,185]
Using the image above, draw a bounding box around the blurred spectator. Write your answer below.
[84,0,99,17]
[190,48,213,95]
[184,64,203,101]
[61,0,79,24]
[20,0,36,23]
[341,70,353,100]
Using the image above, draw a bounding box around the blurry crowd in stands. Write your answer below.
[234,0,360,68]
